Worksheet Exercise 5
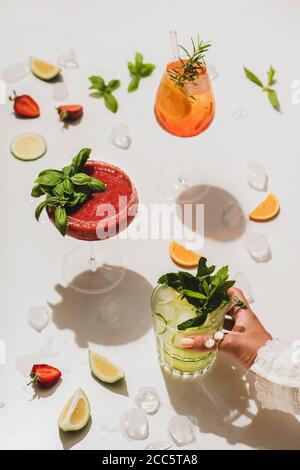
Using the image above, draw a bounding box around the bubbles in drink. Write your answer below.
[119,408,149,440]
[27,305,49,332]
[53,82,69,101]
[2,62,28,83]
[247,161,268,191]
[168,415,196,446]
[246,233,271,263]
[134,387,161,415]
[57,49,79,69]
[111,124,132,150]
[145,441,173,450]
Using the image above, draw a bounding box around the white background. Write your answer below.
[1,0,300,450]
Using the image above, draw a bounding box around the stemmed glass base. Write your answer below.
[157,163,209,203]
[63,243,125,294]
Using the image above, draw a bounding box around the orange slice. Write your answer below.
[157,80,191,119]
[249,193,280,221]
[169,241,201,268]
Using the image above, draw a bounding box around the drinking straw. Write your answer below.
[169,30,180,60]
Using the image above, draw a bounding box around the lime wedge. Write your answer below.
[10,133,47,161]
[89,350,125,384]
[30,57,60,81]
[58,388,90,432]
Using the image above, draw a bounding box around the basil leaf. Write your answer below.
[128,77,140,92]
[36,171,62,187]
[106,79,120,93]
[38,169,63,177]
[140,64,155,77]
[72,148,92,173]
[31,184,44,198]
[88,178,106,192]
[243,67,263,88]
[63,165,74,178]
[35,200,49,221]
[62,178,74,194]
[71,173,91,185]
[55,206,67,236]
[104,92,118,113]
[266,88,280,111]
[89,75,105,91]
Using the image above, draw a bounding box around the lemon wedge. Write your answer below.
[58,388,90,432]
[89,350,125,384]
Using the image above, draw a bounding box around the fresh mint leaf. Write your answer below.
[89,76,119,113]
[128,77,140,92]
[235,300,247,309]
[88,76,105,91]
[266,88,280,111]
[178,313,207,331]
[243,67,263,88]
[268,65,276,86]
[127,52,155,92]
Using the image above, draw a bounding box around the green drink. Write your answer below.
[151,258,244,378]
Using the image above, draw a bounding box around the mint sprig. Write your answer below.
[31,148,107,236]
[89,76,120,113]
[244,65,280,111]
[158,257,246,330]
[127,53,155,92]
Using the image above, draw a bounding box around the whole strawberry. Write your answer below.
[56,104,83,122]
[29,364,62,388]
[9,90,40,118]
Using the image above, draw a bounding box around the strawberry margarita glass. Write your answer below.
[46,160,138,294]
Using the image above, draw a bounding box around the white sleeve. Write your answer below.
[250,339,300,415]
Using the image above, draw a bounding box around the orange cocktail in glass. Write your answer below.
[155,60,215,138]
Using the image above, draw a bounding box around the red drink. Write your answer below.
[48,161,138,241]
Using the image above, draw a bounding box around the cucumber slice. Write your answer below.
[154,313,167,335]
[10,133,47,161]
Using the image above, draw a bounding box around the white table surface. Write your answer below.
[1,0,300,450]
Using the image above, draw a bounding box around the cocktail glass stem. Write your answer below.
[177,140,188,188]
[89,243,97,272]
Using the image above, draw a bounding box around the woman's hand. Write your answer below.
[180,287,272,369]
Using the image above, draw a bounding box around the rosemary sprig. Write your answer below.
[168,35,211,89]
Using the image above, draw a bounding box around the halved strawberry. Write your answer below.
[29,364,61,388]
[9,90,40,118]
[56,105,83,122]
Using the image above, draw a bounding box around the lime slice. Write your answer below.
[89,350,125,384]
[58,388,90,432]
[10,133,47,161]
[30,57,60,81]
[151,285,196,327]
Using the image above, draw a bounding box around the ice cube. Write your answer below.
[98,295,123,325]
[232,106,248,120]
[167,415,196,446]
[2,62,28,83]
[145,441,173,450]
[111,124,131,150]
[183,74,209,96]
[207,64,218,81]
[246,233,271,263]
[134,387,161,415]
[221,201,245,228]
[57,49,79,69]
[52,82,68,101]
[247,161,267,191]
[120,408,149,440]
[27,305,49,332]
[233,272,254,304]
